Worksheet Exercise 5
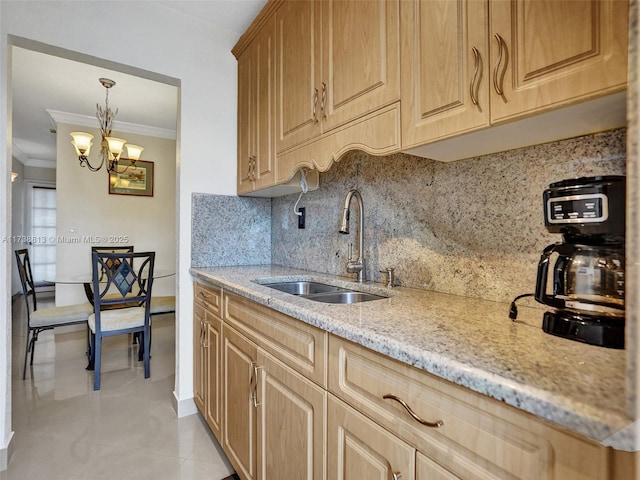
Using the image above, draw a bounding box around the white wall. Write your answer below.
[0,0,240,464]
[55,123,176,305]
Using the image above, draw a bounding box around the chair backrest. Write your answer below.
[91,246,134,281]
[14,249,37,319]
[91,251,155,329]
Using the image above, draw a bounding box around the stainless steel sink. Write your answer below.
[302,291,386,304]
[261,280,386,304]
[262,281,345,295]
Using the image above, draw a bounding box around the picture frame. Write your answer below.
[108,159,154,197]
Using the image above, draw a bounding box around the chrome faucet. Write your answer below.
[339,189,366,282]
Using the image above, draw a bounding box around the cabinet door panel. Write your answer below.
[416,452,462,480]
[490,0,628,122]
[253,19,276,190]
[322,0,400,131]
[237,49,254,194]
[194,304,206,414]
[401,0,489,148]
[257,351,326,480]
[205,313,222,440]
[223,326,258,480]
[276,0,322,153]
[327,395,415,480]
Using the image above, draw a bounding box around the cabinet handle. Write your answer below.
[383,394,444,428]
[250,361,262,408]
[470,46,481,107]
[199,320,205,347]
[493,33,506,96]
[392,473,403,480]
[313,88,319,122]
[249,155,257,181]
[321,82,327,119]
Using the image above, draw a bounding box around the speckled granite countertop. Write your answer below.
[190,265,636,451]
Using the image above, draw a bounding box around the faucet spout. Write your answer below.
[338,189,365,282]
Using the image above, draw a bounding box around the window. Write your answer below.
[30,186,56,285]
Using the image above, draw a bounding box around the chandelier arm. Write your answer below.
[79,155,105,172]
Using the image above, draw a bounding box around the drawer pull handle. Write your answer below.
[392,473,403,480]
[383,394,444,428]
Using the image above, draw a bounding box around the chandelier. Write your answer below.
[69,78,144,173]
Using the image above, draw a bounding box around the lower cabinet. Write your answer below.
[327,394,414,480]
[256,350,325,480]
[193,282,223,440]
[223,325,258,480]
[194,282,636,480]
[222,323,326,480]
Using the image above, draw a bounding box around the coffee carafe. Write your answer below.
[535,176,625,348]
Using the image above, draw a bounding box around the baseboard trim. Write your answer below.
[172,390,198,418]
[0,431,14,471]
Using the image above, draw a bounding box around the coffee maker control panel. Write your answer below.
[546,193,607,224]
[543,176,625,236]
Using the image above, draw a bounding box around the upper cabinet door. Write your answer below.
[237,49,255,194]
[401,0,490,149]
[489,0,629,123]
[276,0,323,154]
[321,0,401,132]
[253,18,277,191]
[237,17,276,195]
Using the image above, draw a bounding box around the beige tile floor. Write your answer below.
[2,294,234,480]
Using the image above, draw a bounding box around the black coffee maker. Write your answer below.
[535,175,625,348]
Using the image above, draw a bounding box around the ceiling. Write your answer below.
[11,0,266,169]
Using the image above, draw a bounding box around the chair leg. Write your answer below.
[22,330,32,380]
[87,332,96,371]
[143,326,150,379]
[29,329,38,366]
[93,335,102,391]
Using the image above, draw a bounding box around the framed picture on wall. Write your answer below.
[108,159,154,197]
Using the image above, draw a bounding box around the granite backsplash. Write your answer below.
[271,129,626,303]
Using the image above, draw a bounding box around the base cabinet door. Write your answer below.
[327,395,415,480]
[256,351,326,480]
[223,326,258,480]
[205,313,222,440]
[193,304,206,414]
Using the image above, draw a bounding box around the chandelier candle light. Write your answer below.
[70,78,144,173]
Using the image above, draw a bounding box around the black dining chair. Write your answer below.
[89,251,155,390]
[15,249,93,380]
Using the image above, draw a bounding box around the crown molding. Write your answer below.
[47,109,177,140]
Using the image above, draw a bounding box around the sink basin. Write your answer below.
[262,281,345,295]
[261,280,386,304]
[301,291,386,304]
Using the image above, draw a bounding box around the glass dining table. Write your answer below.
[48,269,176,304]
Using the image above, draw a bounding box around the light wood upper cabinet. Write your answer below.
[237,16,276,195]
[402,0,628,151]
[401,0,490,148]
[276,0,400,154]
[275,0,323,153]
[489,0,628,122]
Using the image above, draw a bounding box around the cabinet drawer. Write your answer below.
[194,281,222,316]
[224,291,327,386]
[328,335,610,480]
